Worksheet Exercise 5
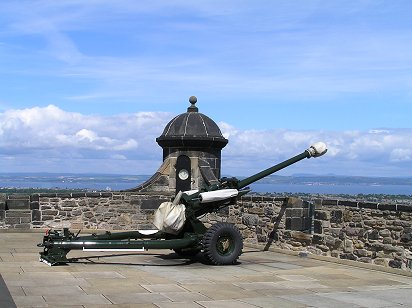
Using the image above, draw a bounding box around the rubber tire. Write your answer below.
[202,222,243,265]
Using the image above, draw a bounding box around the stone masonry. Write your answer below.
[1,192,411,271]
[0,192,172,230]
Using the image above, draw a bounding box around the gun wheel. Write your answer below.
[202,222,243,265]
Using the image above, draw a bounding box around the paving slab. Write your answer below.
[318,291,404,307]
[199,299,265,307]
[82,278,149,294]
[358,288,412,306]
[160,291,211,302]
[280,293,364,308]
[1,232,412,308]
[12,295,47,307]
[22,285,86,296]
[0,274,16,308]
[196,288,263,300]
[154,302,203,308]
[43,294,112,306]
[264,262,303,270]
[71,271,126,279]
[141,284,188,293]
[234,274,286,283]
[85,305,156,308]
[240,296,307,308]
[105,292,171,305]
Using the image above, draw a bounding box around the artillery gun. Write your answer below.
[38,142,327,266]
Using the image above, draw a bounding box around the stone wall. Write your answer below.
[310,199,412,269]
[228,196,412,271]
[1,192,411,270]
[0,192,172,230]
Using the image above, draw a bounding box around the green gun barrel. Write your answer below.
[236,142,327,189]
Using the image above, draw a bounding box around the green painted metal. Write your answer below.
[39,247,70,266]
[236,150,310,189]
[38,143,326,266]
[44,236,198,250]
[79,230,165,240]
[39,228,200,265]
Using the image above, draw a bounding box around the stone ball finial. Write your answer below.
[187,96,199,112]
[189,96,197,104]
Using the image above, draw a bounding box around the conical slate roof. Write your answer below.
[156,96,228,149]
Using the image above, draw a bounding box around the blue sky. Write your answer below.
[1,1,412,177]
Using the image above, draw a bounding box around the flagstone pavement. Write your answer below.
[1,232,412,308]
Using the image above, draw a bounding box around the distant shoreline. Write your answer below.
[0,173,411,199]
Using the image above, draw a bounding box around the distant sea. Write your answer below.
[0,173,411,195]
[249,183,411,195]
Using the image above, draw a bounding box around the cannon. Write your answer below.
[38,142,327,266]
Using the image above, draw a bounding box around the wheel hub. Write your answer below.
[217,236,232,255]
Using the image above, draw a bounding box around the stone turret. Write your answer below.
[128,96,228,194]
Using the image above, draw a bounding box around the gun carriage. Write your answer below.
[38,142,327,266]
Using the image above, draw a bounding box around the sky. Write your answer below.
[0,0,412,177]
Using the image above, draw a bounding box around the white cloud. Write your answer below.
[113,139,138,151]
[0,105,172,172]
[1,106,412,176]
[220,125,412,176]
[390,148,412,162]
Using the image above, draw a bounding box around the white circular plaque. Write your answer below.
[178,169,189,180]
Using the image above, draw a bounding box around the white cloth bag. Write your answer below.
[153,191,186,234]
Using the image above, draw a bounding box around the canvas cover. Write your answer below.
[153,191,186,234]
[199,189,238,203]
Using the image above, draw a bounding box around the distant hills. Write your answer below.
[1,173,411,197]
[249,174,412,186]
[1,173,411,188]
